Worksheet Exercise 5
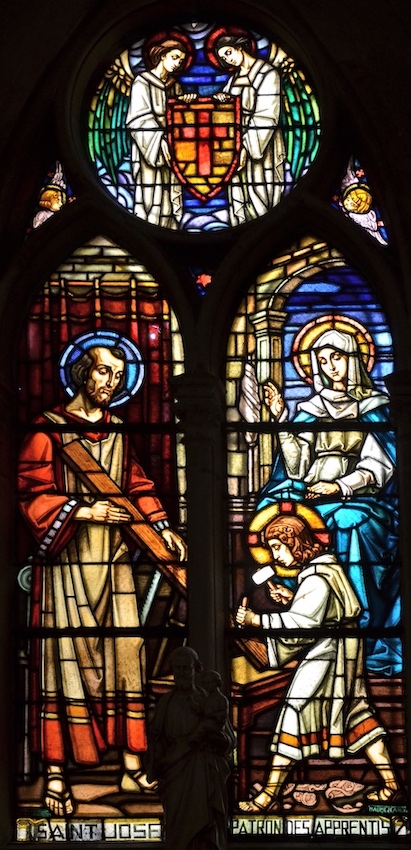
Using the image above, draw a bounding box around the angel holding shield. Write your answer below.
[208,27,286,226]
[126,32,196,228]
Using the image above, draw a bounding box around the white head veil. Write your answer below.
[311,329,374,400]
[296,329,379,419]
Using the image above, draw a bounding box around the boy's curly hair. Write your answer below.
[263,514,324,565]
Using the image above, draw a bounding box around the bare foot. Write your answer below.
[44,770,74,816]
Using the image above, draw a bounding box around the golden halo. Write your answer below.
[247,500,330,565]
[292,314,375,383]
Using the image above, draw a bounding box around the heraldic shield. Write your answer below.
[167,97,241,200]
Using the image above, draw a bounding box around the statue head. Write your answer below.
[171,646,203,691]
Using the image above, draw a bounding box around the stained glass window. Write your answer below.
[28,162,75,234]
[226,235,408,838]
[5,3,409,846]
[332,157,389,245]
[15,237,187,840]
[88,21,321,231]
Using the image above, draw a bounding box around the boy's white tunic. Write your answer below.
[261,554,385,761]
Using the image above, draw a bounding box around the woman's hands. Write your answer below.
[263,381,284,420]
[306,481,341,499]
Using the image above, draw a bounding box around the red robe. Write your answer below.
[18,406,168,765]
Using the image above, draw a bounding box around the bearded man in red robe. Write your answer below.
[18,343,187,816]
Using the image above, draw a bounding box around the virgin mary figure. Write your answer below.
[257,326,401,676]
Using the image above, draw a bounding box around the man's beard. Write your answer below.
[85,383,114,408]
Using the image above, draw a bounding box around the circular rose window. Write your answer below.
[88,22,321,231]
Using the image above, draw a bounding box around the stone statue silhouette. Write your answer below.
[148,647,235,850]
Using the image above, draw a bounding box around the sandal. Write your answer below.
[120,768,158,794]
[239,785,280,813]
[366,786,406,807]
[332,784,406,808]
[44,773,74,816]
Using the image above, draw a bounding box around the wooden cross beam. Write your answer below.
[60,439,187,597]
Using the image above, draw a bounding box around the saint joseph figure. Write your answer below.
[18,339,187,816]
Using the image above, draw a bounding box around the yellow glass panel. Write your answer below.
[175,141,196,161]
